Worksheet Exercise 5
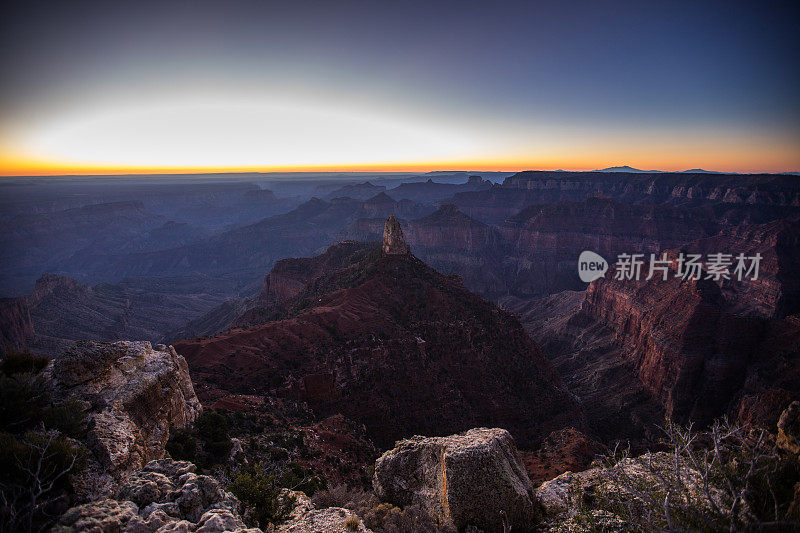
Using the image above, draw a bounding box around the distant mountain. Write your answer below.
[595,165,661,173]
[682,168,725,174]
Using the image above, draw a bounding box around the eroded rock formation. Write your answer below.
[54,459,255,533]
[373,428,538,532]
[47,340,201,496]
[381,215,410,255]
[176,238,583,449]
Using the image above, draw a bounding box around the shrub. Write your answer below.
[0,373,86,437]
[196,410,232,465]
[41,398,88,438]
[0,431,87,533]
[345,515,361,530]
[592,419,800,531]
[0,373,49,432]
[279,461,326,496]
[0,350,48,377]
[165,427,197,462]
[228,463,296,528]
[266,445,289,460]
[197,410,229,442]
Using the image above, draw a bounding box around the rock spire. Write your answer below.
[382,215,410,255]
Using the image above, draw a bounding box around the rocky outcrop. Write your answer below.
[277,507,372,533]
[778,401,800,455]
[176,238,583,449]
[47,340,201,496]
[382,215,410,255]
[56,458,374,533]
[340,206,502,297]
[54,459,257,532]
[373,428,538,532]
[534,454,693,531]
[534,450,742,531]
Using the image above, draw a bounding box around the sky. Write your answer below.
[0,0,798,175]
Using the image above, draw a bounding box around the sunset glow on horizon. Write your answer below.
[1,1,798,177]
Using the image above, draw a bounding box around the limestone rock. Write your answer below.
[778,401,800,455]
[373,427,538,532]
[47,340,202,497]
[54,499,139,532]
[276,507,372,533]
[381,215,409,255]
[55,459,258,533]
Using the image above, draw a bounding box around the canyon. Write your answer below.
[174,220,585,449]
[3,170,800,531]
[510,219,800,442]
[5,171,798,447]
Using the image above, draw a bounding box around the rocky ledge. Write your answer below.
[47,340,202,497]
[54,459,255,533]
[55,456,374,533]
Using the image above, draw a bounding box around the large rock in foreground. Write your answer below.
[47,340,202,496]
[373,428,538,532]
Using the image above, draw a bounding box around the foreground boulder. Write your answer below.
[373,428,538,532]
[54,459,257,532]
[47,340,202,497]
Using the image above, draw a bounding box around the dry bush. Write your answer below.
[589,419,799,532]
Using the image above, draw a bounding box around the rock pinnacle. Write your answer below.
[382,215,410,255]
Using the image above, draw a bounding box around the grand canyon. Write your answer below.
[3,1,800,531]
[1,168,799,532]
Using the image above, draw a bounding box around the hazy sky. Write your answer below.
[1,0,799,174]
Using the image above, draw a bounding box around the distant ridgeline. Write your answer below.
[501,170,800,206]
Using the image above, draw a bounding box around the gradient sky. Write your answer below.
[1,0,799,175]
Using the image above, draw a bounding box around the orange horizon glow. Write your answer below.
[2,156,799,177]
